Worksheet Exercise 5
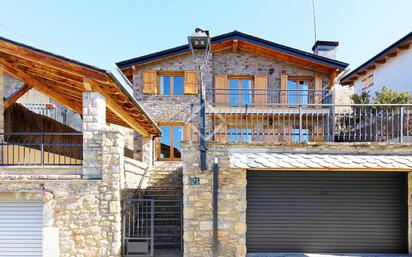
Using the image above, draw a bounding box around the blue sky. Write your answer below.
[1,0,411,71]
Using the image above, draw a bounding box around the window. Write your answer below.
[288,79,311,105]
[159,124,184,160]
[292,129,309,143]
[228,128,252,143]
[159,75,184,95]
[361,74,374,90]
[228,78,252,106]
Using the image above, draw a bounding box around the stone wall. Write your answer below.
[181,142,412,257]
[213,50,330,90]
[132,49,331,158]
[0,127,124,257]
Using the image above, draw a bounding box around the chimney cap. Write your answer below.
[312,40,339,51]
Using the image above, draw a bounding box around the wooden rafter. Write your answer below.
[232,39,238,54]
[4,83,32,109]
[0,37,161,136]
[0,58,82,113]
[86,79,150,137]
[0,40,108,83]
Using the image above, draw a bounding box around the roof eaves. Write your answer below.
[0,35,107,73]
[106,68,162,136]
[116,30,349,70]
[341,31,412,84]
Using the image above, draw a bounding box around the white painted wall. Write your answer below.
[353,47,412,95]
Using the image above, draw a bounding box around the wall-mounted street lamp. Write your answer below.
[188,28,211,171]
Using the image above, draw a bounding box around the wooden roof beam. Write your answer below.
[0,41,108,84]
[0,59,82,114]
[84,79,150,136]
[4,83,32,109]
[376,58,387,64]
[232,39,238,54]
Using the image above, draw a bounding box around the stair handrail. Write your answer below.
[136,165,150,198]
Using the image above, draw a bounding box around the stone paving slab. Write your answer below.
[248,254,411,257]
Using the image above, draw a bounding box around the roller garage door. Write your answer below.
[246,171,408,253]
[0,202,43,256]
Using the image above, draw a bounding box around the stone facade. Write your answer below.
[0,90,151,257]
[132,49,331,158]
[0,127,125,257]
[181,142,412,257]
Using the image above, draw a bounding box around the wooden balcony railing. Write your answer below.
[0,132,82,166]
[190,104,412,144]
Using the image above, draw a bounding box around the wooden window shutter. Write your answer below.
[280,74,288,104]
[184,71,198,95]
[184,124,191,141]
[314,75,323,104]
[214,75,228,105]
[155,137,161,160]
[254,75,268,106]
[214,123,228,142]
[142,70,158,94]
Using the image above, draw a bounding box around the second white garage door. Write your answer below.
[0,202,43,256]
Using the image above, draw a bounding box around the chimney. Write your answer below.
[312,40,339,59]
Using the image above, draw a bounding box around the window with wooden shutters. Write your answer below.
[214,75,229,105]
[254,75,268,106]
[142,70,157,94]
[184,71,198,95]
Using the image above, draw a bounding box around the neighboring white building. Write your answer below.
[341,31,412,95]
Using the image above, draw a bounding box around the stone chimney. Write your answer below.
[312,40,339,59]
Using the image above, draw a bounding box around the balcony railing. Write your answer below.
[23,103,68,125]
[0,132,83,166]
[190,104,412,144]
[206,89,332,106]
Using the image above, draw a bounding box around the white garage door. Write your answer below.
[0,202,43,256]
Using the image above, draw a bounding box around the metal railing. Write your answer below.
[190,103,412,144]
[123,199,154,257]
[0,132,83,166]
[206,89,332,106]
[23,103,68,125]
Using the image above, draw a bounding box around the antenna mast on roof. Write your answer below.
[312,0,317,43]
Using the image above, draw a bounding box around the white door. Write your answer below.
[0,202,43,256]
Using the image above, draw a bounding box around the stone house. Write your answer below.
[117,31,412,256]
[1,29,412,257]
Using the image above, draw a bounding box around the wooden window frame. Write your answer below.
[158,72,185,96]
[287,78,313,105]
[227,76,254,106]
[157,122,185,161]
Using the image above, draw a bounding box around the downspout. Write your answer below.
[213,157,219,257]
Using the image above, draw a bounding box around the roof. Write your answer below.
[0,35,161,136]
[229,152,412,170]
[117,31,348,71]
[341,31,412,85]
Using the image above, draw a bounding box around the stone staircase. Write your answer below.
[141,161,183,253]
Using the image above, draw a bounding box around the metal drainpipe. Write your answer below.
[213,157,219,257]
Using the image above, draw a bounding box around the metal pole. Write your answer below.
[40,133,44,166]
[299,105,303,142]
[400,107,404,143]
[213,157,219,257]
[199,63,207,171]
